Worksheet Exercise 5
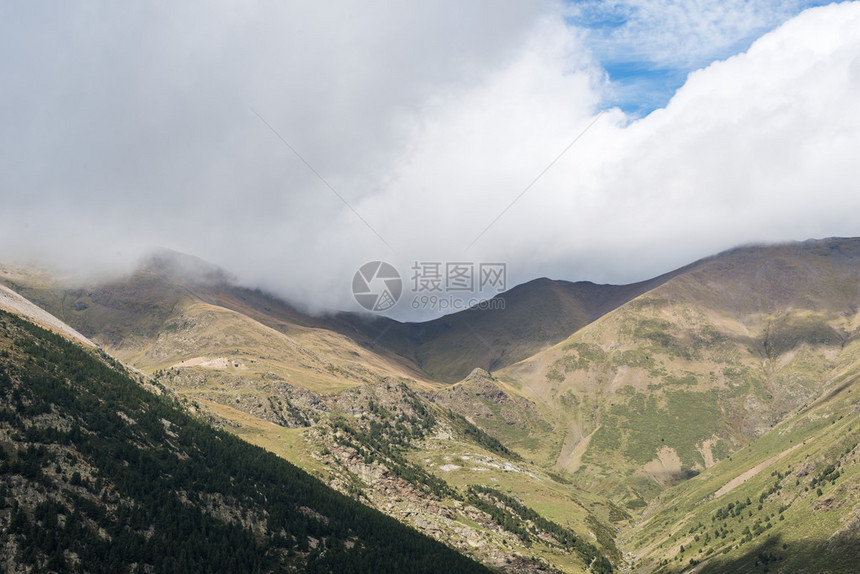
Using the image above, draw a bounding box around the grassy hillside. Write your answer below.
[623,332,860,572]
[1,271,423,392]
[496,239,860,504]
[0,309,489,573]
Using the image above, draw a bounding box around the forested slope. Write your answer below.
[0,309,489,573]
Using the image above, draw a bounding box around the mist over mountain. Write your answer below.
[3,2,860,572]
[2,2,860,316]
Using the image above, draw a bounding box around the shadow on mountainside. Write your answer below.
[659,529,860,574]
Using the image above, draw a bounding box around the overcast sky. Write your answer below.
[2,1,859,318]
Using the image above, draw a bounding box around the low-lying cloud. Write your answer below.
[1,1,859,319]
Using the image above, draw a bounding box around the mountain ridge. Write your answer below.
[2,237,860,572]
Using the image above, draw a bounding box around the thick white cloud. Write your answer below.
[1,2,859,318]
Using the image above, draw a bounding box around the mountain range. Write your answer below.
[1,238,859,573]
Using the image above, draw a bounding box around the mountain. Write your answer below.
[622,355,860,572]
[0,308,489,573]
[495,239,860,489]
[0,253,429,395]
[335,269,688,383]
[0,249,680,386]
[2,238,860,573]
[423,238,860,571]
[0,254,622,572]
[0,282,94,348]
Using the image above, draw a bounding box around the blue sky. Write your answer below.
[568,0,835,115]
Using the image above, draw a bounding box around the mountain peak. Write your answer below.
[466,367,493,380]
[139,248,234,286]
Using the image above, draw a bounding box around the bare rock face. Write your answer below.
[300,377,561,573]
[333,377,427,418]
[0,283,95,347]
[431,369,543,430]
[155,368,326,428]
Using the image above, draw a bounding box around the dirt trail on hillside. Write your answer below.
[0,284,94,347]
[172,356,249,370]
[714,443,802,498]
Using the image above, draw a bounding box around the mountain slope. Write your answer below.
[494,239,860,499]
[0,282,94,347]
[0,308,489,573]
[3,239,860,572]
[0,255,433,397]
[334,269,690,383]
[0,249,688,387]
[622,330,860,572]
[0,260,622,572]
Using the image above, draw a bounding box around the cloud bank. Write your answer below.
[1,1,859,318]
